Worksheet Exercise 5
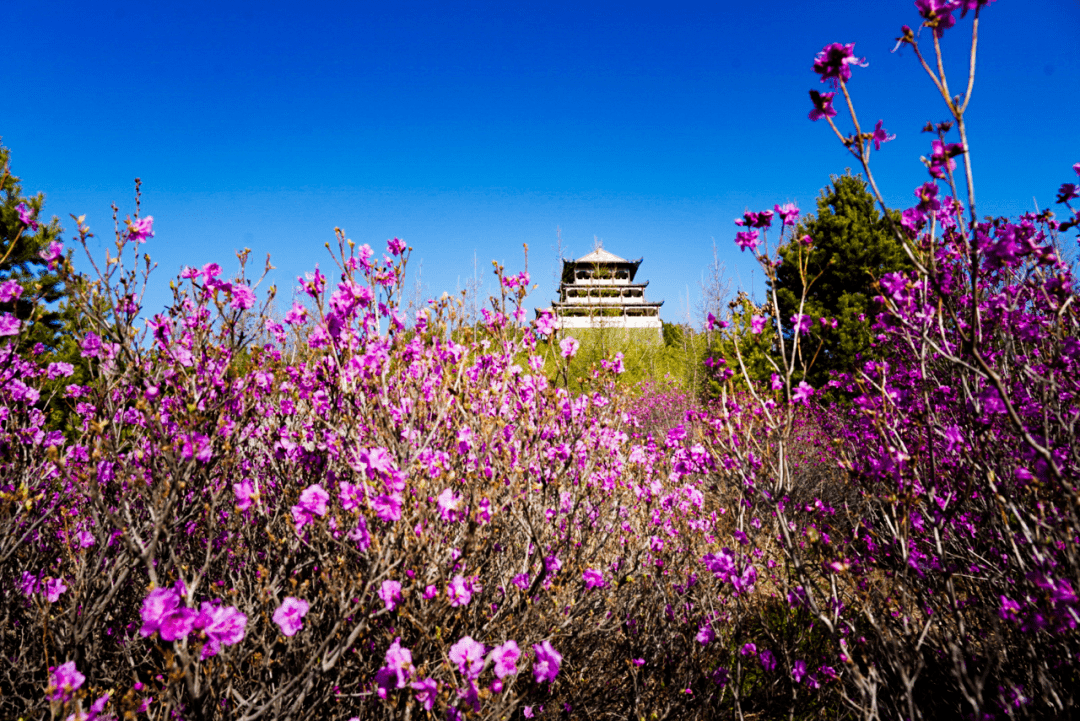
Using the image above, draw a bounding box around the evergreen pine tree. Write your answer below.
[772,172,910,389]
[0,139,71,352]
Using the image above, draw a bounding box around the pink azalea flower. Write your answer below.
[387,237,407,255]
[871,120,895,151]
[126,215,154,243]
[532,640,562,683]
[39,240,64,268]
[583,568,606,589]
[808,90,837,122]
[0,314,20,337]
[790,314,812,335]
[44,577,67,603]
[436,487,464,523]
[734,230,759,252]
[372,493,402,522]
[449,636,486,679]
[379,579,402,612]
[49,661,85,702]
[0,280,22,303]
[792,659,808,683]
[535,310,557,336]
[230,284,255,311]
[411,677,438,710]
[559,336,580,359]
[193,603,247,659]
[447,574,474,607]
[792,381,815,404]
[16,202,38,230]
[750,315,766,334]
[273,597,310,637]
[695,625,715,645]
[139,585,196,641]
[233,480,256,511]
[375,637,414,696]
[770,373,784,391]
[490,640,521,679]
[774,202,800,225]
[812,42,867,87]
[759,649,777,671]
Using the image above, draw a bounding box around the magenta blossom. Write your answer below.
[535,310,557,336]
[436,487,464,523]
[759,649,777,671]
[140,585,196,641]
[871,120,895,151]
[449,635,486,679]
[49,661,85,703]
[808,90,837,122]
[193,603,247,659]
[812,42,867,86]
[126,215,154,243]
[292,483,329,531]
[695,625,715,645]
[411,678,438,711]
[375,638,414,696]
[1057,184,1079,204]
[559,336,580,359]
[273,597,310,637]
[379,579,402,612]
[532,640,562,683]
[39,240,64,268]
[0,280,22,303]
[490,640,521,679]
[790,314,812,335]
[792,381,815,404]
[447,574,477,607]
[44,577,67,603]
[583,568,606,589]
[233,480,256,511]
[0,314,20,337]
[750,315,766,334]
[792,659,808,684]
[915,0,960,36]
[16,202,39,230]
[372,493,402,522]
[774,202,800,226]
[230,284,255,310]
[734,230,759,252]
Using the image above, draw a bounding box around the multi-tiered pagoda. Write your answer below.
[547,245,663,341]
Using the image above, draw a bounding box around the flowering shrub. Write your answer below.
[1,3,1077,720]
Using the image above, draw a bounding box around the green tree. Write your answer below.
[0,139,71,352]
[772,172,910,388]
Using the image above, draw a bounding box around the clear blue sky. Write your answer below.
[4,0,1078,324]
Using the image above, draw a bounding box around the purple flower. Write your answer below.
[915,182,941,213]
[375,638,414,696]
[0,280,22,303]
[792,659,808,683]
[916,0,960,37]
[411,677,438,710]
[447,575,475,607]
[379,579,402,612]
[292,484,329,531]
[140,586,196,641]
[126,216,154,243]
[740,642,757,657]
[49,661,85,702]
[750,315,766,335]
[283,301,308,325]
[39,240,63,267]
[928,139,964,179]
[490,640,521,678]
[373,493,403,522]
[559,336,580,359]
[0,314,20,337]
[193,603,247,659]
[774,202,800,226]
[512,573,529,591]
[449,635,486,679]
[792,381,815,404]
[230,284,255,310]
[790,314,812,335]
[695,625,715,645]
[871,120,895,151]
[80,332,102,359]
[1057,184,1079,204]
[273,597,310,637]
[808,90,837,122]
[387,237,407,255]
[812,42,867,86]
[735,230,760,252]
[16,202,39,230]
[532,640,562,683]
[583,568,606,589]
[44,577,67,603]
[759,649,777,671]
[535,310,557,336]
[436,487,464,523]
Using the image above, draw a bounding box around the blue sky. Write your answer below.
[4,0,1078,324]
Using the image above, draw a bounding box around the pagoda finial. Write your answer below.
[592,235,603,252]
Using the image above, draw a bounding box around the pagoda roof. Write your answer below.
[574,247,631,264]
